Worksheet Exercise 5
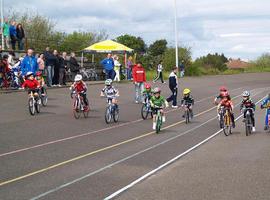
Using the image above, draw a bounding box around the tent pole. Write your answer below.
[124,51,127,80]
[92,54,94,63]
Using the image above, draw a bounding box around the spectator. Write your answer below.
[44,47,56,87]
[9,21,17,50]
[59,52,68,86]
[153,60,165,83]
[166,67,178,108]
[7,51,15,69]
[2,18,10,49]
[113,55,121,82]
[20,48,38,77]
[132,61,146,103]
[37,53,45,75]
[100,53,115,80]
[52,50,60,86]
[0,55,9,88]
[69,52,80,81]
[179,61,185,77]
[127,56,133,80]
[16,23,25,50]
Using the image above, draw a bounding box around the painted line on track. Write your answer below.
[0,87,243,158]
[0,88,264,188]
[104,95,267,200]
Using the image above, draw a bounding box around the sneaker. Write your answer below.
[135,101,139,104]
[252,127,256,132]
[264,126,268,131]
[172,105,178,109]
[242,118,246,122]
[153,123,156,130]
[162,116,166,122]
[182,114,185,118]
[232,123,235,128]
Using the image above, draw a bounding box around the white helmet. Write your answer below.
[26,71,34,77]
[242,91,250,97]
[74,74,82,82]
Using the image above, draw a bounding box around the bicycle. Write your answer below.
[222,108,232,136]
[261,104,270,132]
[104,97,119,124]
[183,104,193,124]
[243,108,253,136]
[141,96,153,120]
[38,87,48,106]
[28,90,41,116]
[72,92,89,119]
[155,107,163,134]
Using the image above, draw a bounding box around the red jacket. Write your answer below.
[132,65,146,83]
[22,79,40,89]
[72,81,87,93]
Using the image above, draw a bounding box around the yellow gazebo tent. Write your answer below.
[83,40,133,52]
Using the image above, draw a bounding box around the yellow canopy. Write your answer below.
[83,40,133,52]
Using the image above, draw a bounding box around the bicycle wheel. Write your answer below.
[223,114,231,136]
[41,88,48,106]
[105,107,112,124]
[28,98,35,115]
[156,115,162,134]
[35,100,41,113]
[141,104,149,120]
[245,115,252,136]
[73,99,81,119]
[113,107,119,122]
[83,108,89,118]
[185,109,190,124]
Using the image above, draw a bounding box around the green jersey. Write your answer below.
[150,96,166,107]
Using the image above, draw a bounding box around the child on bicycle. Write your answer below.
[100,79,119,109]
[142,83,153,104]
[214,86,230,105]
[261,93,270,130]
[150,87,169,130]
[181,88,194,118]
[21,71,40,97]
[217,93,235,128]
[35,71,45,96]
[240,91,256,132]
[70,74,89,111]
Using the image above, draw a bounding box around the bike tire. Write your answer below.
[156,115,162,134]
[223,115,231,136]
[73,99,81,119]
[185,109,190,124]
[245,115,252,136]
[105,107,112,124]
[83,109,89,118]
[28,98,35,116]
[41,88,48,107]
[141,104,149,120]
[35,100,41,113]
[113,107,119,122]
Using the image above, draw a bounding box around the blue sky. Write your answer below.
[5,0,270,60]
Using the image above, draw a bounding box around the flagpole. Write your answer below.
[173,0,179,68]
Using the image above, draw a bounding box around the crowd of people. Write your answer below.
[0,47,81,89]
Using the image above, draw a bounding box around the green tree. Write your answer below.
[115,34,147,53]
[148,39,167,57]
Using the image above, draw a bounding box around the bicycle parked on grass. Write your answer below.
[72,92,89,119]
[104,97,119,124]
[28,90,41,116]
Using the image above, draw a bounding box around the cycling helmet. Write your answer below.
[74,74,82,82]
[36,71,42,76]
[219,86,227,91]
[145,83,151,90]
[183,88,191,95]
[242,91,250,97]
[105,79,113,86]
[221,91,229,97]
[153,87,161,94]
[25,71,34,77]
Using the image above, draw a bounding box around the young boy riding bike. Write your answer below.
[217,93,235,128]
[150,87,169,130]
[240,91,256,132]
[142,83,153,104]
[261,93,270,130]
[21,72,40,97]
[214,86,230,105]
[70,74,89,111]
[35,71,45,96]
[181,88,194,118]
[100,79,119,109]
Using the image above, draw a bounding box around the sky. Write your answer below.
[5,0,270,60]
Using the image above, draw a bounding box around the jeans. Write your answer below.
[135,82,144,102]
[265,109,270,126]
[114,70,120,82]
[17,39,24,50]
[153,71,164,83]
[46,65,54,87]
[180,70,185,78]
[105,69,116,80]
[127,68,132,80]
[59,68,66,85]
[167,88,178,106]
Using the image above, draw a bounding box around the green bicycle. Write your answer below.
[155,107,164,134]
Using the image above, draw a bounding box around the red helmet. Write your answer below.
[219,86,227,92]
[221,91,229,97]
[145,83,151,90]
[36,71,42,76]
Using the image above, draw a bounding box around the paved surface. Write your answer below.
[0,73,269,200]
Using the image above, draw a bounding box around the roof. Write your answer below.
[226,58,250,69]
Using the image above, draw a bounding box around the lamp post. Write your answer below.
[173,0,179,68]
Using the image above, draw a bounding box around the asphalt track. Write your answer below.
[0,73,269,200]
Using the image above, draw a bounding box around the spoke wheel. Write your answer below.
[28,98,35,115]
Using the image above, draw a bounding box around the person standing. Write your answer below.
[113,55,121,82]
[2,18,10,49]
[132,61,146,103]
[153,60,164,83]
[9,21,17,50]
[52,50,60,86]
[16,23,25,50]
[179,61,185,78]
[100,53,115,80]
[59,52,68,86]
[166,67,178,108]
[37,53,45,75]
[69,52,80,81]
[20,48,38,77]
[126,56,133,80]
[44,48,56,87]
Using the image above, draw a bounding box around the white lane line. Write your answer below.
[30,90,265,200]
[0,88,244,158]
[104,95,266,200]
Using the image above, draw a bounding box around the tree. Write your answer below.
[195,53,228,72]
[115,34,147,53]
[148,39,167,57]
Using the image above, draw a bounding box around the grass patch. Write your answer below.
[146,70,170,81]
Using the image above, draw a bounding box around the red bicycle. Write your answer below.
[72,92,89,119]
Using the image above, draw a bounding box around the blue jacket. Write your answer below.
[21,56,38,76]
[9,25,16,37]
[261,97,270,109]
[100,58,114,71]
